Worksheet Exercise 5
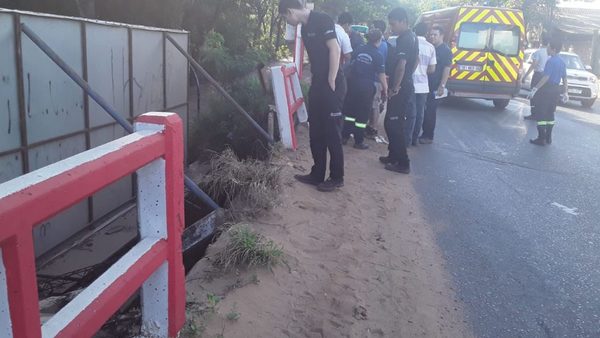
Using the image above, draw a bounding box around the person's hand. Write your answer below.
[527,87,538,100]
[436,86,445,97]
[561,93,569,103]
[328,78,336,92]
[381,90,388,102]
[388,87,400,97]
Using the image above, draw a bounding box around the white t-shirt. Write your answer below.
[335,24,353,57]
[413,36,437,94]
[532,47,549,73]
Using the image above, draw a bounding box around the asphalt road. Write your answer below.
[409,97,600,337]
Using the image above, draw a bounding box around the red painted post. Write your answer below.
[137,113,186,337]
[3,233,42,338]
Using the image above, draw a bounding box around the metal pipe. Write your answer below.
[21,23,219,211]
[165,34,275,144]
[191,66,201,120]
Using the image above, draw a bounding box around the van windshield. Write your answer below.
[458,23,520,56]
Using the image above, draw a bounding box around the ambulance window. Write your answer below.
[491,26,520,56]
[458,23,489,50]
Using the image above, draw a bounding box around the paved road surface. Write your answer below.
[410,97,600,337]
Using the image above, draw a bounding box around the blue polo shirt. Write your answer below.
[543,55,567,85]
[377,39,388,67]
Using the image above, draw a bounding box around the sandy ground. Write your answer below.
[184,126,472,338]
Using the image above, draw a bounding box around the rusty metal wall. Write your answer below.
[0,9,189,256]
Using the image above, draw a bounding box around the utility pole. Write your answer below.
[591,29,600,75]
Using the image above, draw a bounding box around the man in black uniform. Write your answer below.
[342,29,388,149]
[380,7,419,174]
[279,0,345,192]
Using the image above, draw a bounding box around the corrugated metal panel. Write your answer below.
[90,124,132,219]
[166,33,188,108]
[132,30,164,117]
[29,134,89,255]
[0,13,20,153]
[86,23,130,127]
[0,152,22,184]
[21,15,85,144]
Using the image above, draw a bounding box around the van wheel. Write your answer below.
[581,99,596,108]
[493,99,510,110]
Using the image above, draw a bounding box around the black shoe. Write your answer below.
[353,143,369,150]
[379,156,393,164]
[529,138,545,146]
[419,138,433,144]
[294,174,322,186]
[411,140,418,147]
[530,125,546,146]
[384,163,410,174]
[365,126,378,136]
[317,178,344,192]
[524,114,536,120]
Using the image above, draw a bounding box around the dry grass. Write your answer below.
[203,148,282,220]
[215,224,283,271]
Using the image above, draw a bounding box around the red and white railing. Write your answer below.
[0,113,186,337]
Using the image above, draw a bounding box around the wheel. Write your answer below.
[493,99,510,110]
[581,98,596,108]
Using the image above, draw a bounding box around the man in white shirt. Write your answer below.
[407,22,436,146]
[285,23,352,65]
[522,34,549,120]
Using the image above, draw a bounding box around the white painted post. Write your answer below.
[134,121,169,337]
[0,251,14,338]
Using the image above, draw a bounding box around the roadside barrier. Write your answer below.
[271,64,308,150]
[0,113,186,338]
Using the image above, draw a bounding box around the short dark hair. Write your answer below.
[414,22,428,37]
[338,12,353,25]
[278,0,302,15]
[431,24,445,37]
[372,20,386,33]
[388,7,408,23]
[549,39,563,52]
[367,29,383,44]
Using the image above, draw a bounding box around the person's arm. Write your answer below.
[379,72,389,100]
[427,64,436,74]
[561,70,568,95]
[326,38,341,90]
[390,59,407,97]
[522,59,539,83]
[437,66,451,96]
[428,48,437,74]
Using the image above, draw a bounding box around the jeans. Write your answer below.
[384,89,411,166]
[411,93,428,145]
[422,91,439,140]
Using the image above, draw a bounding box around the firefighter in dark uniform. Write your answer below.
[528,39,568,146]
[342,29,388,149]
[379,7,419,174]
[279,0,345,191]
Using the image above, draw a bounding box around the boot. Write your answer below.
[545,125,554,144]
[529,126,546,146]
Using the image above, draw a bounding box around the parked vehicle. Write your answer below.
[417,6,526,110]
[522,49,598,108]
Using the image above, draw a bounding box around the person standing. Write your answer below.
[528,39,568,146]
[366,20,389,139]
[522,34,549,120]
[420,25,451,144]
[279,0,345,191]
[408,22,436,146]
[380,7,419,174]
[342,29,388,149]
[338,12,365,53]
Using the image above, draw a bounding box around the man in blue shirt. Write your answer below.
[342,29,388,149]
[528,39,568,146]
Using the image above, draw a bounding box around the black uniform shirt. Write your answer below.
[351,43,385,83]
[301,11,338,84]
[386,30,419,89]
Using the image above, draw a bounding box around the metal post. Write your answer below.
[20,23,219,211]
[164,34,275,144]
[591,30,599,75]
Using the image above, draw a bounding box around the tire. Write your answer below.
[493,99,510,110]
[581,98,596,108]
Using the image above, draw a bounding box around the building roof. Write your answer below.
[557,7,600,35]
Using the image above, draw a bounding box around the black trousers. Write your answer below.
[530,72,544,115]
[384,88,412,165]
[421,91,438,140]
[535,83,560,123]
[307,74,346,182]
[343,79,376,144]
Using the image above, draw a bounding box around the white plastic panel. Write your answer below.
[165,33,188,108]
[21,15,85,144]
[0,13,20,153]
[90,124,132,219]
[86,23,131,127]
[0,152,22,184]
[132,30,164,117]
